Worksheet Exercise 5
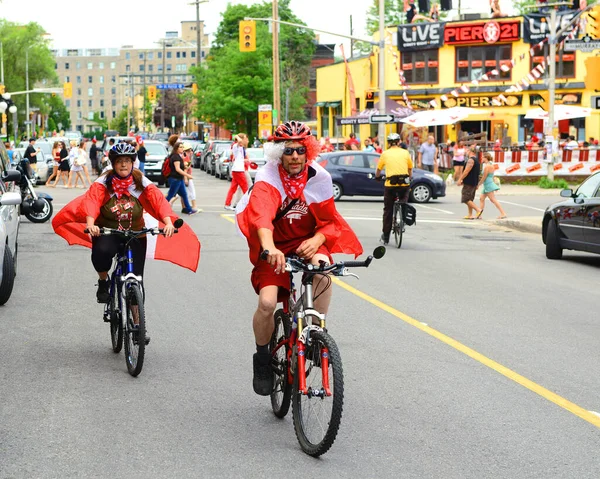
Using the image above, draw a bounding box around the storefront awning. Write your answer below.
[326,101,341,108]
[314,101,326,107]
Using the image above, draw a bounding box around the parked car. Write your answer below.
[215,145,233,179]
[226,147,266,182]
[204,141,233,175]
[13,148,51,185]
[316,151,446,203]
[151,132,170,147]
[0,141,22,305]
[64,130,83,143]
[542,171,600,259]
[191,142,205,168]
[137,140,170,186]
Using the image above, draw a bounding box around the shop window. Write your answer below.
[456,46,511,82]
[321,107,330,138]
[531,45,575,79]
[401,50,439,84]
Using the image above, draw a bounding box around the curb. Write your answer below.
[493,219,542,235]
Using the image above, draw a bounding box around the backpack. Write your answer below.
[161,155,172,178]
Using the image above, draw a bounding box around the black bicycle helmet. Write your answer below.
[108,141,137,162]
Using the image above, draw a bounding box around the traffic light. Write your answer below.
[192,83,198,95]
[0,84,5,94]
[148,85,156,101]
[585,57,600,90]
[239,20,256,52]
[63,82,72,99]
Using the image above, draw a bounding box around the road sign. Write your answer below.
[194,121,203,125]
[171,116,176,128]
[370,114,395,124]
[258,111,272,125]
[157,83,185,90]
[258,104,272,112]
[564,34,600,52]
[23,120,32,125]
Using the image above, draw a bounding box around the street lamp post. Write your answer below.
[189,0,208,71]
[378,0,386,151]
[26,48,30,138]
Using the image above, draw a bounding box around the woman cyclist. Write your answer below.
[52,142,200,308]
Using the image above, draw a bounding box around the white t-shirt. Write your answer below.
[231,144,245,172]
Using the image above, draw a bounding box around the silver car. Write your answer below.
[139,140,170,186]
[226,147,266,182]
[13,148,51,185]
[0,143,22,305]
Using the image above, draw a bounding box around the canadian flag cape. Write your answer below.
[236,160,363,264]
[52,176,201,272]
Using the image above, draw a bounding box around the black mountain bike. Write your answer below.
[85,219,182,376]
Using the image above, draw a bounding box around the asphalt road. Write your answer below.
[1,173,600,478]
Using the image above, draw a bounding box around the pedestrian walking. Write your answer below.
[46,141,62,186]
[135,136,147,174]
[79,140,94,186]
[53,141,70,187]
[4,142,14,165]
[165,141,199,215]
[477,152,507,219]
[232,148,253,207]
[457,146,483,219]
[66,140,88,188]
[452,140,466,182]
[170,143,201,212]
[418,135,437,172]
[89,138,101,176]
[23,138,39,176]
[224,134,249,210]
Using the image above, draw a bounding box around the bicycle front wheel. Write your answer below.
[292,330,344,457]
[393,203,403,249]
[270,309,292,418]
[123,283,145,377]
[110,291,123,353]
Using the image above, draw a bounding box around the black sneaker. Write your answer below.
[132,325,151,345]
[379,234,389,245]
[253,352,273,396]
[96,279,110,303]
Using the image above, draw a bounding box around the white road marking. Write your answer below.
[589,411,600,418]
[499,200,546,212]
[343,216,477,225]
[414,204,454,215]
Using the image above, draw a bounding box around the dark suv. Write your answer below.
[543,171,600,259]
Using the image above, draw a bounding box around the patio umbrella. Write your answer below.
[524,105,591,121]
[400,107,489,127]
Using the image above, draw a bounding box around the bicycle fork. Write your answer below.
[295,311,332,397]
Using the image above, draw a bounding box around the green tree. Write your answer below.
[365,0,405,36]
[109,108,128,135]
[513,0,538,15]
[193,0,315,134]
[46,94,71,132]
[0,20,59,136]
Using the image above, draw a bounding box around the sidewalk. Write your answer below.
[492,216,542,235]
[444,183,564,196]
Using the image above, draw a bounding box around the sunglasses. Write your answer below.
[283,146,306,156]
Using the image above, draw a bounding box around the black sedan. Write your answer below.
[316,151,446,203]
[542,171,600,259]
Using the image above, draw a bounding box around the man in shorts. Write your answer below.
[457,146,482,219]
[236,121,362,395]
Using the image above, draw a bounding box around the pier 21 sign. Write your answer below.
[397,22,445,52]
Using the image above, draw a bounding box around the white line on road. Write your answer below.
[343,216,477,225]
[414,204,454,215]
[500,200,545,212]
[589,411,600,418]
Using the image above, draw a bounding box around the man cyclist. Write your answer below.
[375,133,413,245]
[236,120,363,396]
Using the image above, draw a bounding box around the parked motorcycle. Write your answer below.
[15,161,53,223]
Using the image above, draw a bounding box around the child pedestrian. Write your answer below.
[477,152,507,219]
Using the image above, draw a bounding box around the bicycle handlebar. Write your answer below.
[260,249,376,276]
[84,226,179,237]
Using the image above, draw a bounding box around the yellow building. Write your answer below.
[316,11,600,147]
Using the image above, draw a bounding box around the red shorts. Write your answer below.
[251,243,332,301]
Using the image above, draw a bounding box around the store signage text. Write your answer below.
[442,95,522,108]
[397,22,445,52]
[444,20,520,45]
[530,93,582,106]
[523,12,576,44]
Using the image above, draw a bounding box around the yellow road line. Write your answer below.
[331,277,600,429]
[219,213,600,428]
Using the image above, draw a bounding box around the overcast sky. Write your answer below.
[1,0,511,51]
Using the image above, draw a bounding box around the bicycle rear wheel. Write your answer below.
[109,290,123,353]
[393,203,403,249]
[270,309,292,418]
[292,330,344,457]
[123,283,145,377]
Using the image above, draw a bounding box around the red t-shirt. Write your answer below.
[273,198,317,254]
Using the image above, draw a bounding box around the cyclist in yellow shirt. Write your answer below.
[375,133,413,245]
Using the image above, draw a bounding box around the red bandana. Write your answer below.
[111,175,134,199]
[278,164,309,200]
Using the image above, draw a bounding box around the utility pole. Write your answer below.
[272,0,281,126]
[546,6,557,181]
[127,71,131,132]
[189,1,208,70]
[378,0,386,151]
[26,48,30,138]
[161,40,166,131]
[143,52,147,132]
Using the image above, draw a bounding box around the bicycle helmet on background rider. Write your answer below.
[387,133,401,145]
[108,141,137,164]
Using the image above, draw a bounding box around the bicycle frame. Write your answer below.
[272,272,332,397]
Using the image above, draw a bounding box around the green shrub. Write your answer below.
[537,177,570,189]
